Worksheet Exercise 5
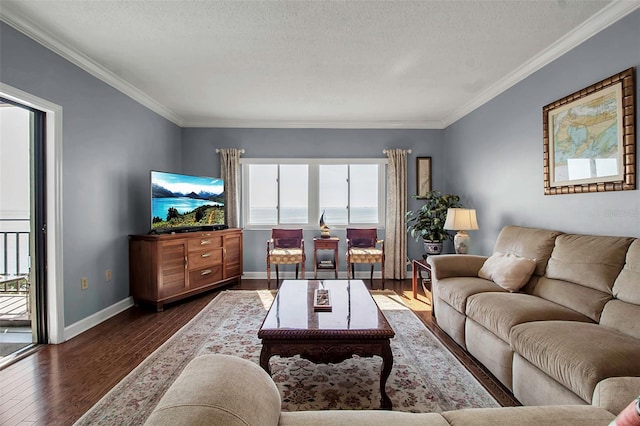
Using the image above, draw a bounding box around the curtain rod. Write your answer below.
[382,149,412,154]
[215,149,245,153]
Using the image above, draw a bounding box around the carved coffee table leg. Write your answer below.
[259,344,272,375]
[380,340,393,409]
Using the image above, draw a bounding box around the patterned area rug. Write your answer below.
[75,290,498,425]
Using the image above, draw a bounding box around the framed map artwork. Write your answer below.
[543,67,635,195]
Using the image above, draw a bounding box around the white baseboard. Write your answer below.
[64,296,134,342]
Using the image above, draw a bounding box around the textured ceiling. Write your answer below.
[1,1,637,128]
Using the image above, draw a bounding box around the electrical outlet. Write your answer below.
[81,277,88,290]
[106,269,112,282]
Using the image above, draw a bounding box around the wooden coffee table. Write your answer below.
[258,280,395,409]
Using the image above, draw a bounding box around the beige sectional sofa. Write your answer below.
[145,353,631,425]
[427,225,640,407]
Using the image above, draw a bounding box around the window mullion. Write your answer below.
[309,164,320,226]
[276,165,281,224]
[347,165,351,224]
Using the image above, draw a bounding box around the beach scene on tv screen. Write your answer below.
[151,171,224,229]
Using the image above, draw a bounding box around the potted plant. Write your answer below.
[406,190,462,255]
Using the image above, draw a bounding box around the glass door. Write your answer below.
[0,98,47,364]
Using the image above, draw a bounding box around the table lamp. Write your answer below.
[444,208,479,254]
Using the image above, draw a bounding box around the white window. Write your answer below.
[241,159,386,229]
[278,164,309,224]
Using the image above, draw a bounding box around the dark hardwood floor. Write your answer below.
[0,279,517,425]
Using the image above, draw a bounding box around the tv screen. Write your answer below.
[151,170,225,231]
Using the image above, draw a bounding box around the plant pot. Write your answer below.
[423,240,443,255]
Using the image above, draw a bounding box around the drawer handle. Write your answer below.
[201,252,211,258]
[184,256,188,268]
[201,269,212,276]
[200,240,211,245]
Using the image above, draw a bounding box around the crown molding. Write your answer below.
[2,1,637,130]
[0,7,185,127]
[183,118,445,129]
[442,0,640,128]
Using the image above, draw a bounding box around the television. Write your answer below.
[150,170,226,233]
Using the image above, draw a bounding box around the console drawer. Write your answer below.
[189,248,223,269]
[188,236,223,251]
[189,265,223,289]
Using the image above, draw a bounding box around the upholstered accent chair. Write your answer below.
[346,228,385,288]
[266,229,305,288]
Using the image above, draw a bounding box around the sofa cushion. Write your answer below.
[611,239,640,305]
[546,234,634,294]
[600,300,640,340]
[600,239,640,339]
[512,354,590,406]
[466,293,591,342]
[442,405,614,426]
[436,277,507,314]
[531,277,614,322]
[493,226,563,276]
[280,410,449,426]
[478,252,536,292]
[510,321,640,403]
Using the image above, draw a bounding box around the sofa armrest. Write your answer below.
[427,254,488,280]
[144,354,281,426]
[592,377,640,415]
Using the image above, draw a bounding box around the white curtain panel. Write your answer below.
[385,149,408,279]
[218,148,243,228]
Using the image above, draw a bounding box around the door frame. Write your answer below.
[1,82,64,344]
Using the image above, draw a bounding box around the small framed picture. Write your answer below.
[416,157,432,197]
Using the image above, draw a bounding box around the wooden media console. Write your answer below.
[129,228,242,311]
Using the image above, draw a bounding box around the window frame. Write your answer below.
[240,158,387,230]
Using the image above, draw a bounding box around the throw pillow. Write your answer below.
[478,252,536,292]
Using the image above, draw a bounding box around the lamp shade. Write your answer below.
[444,208,479,231]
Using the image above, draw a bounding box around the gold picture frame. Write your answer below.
[416,157,432,197]
[543,67,636,195]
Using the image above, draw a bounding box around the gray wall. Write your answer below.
[443,10,640,255]
[0,22,182,326]
[2,8,638,327]
[181,128,445,273]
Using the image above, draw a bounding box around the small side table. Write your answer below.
[313,237,339,279]
[411,258,432,299]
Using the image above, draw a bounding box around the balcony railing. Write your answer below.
[0,219,30,321]
[1,219,30,276]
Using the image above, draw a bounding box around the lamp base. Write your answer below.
[454,231,471,254]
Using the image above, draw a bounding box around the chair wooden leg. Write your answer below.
[295,264,299,279]
[275,265,279,287]
[267,263,271,289]
[301,260,305,280]
[351,264,355,280]
[381,260,385,290]
[370,264,374,286]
